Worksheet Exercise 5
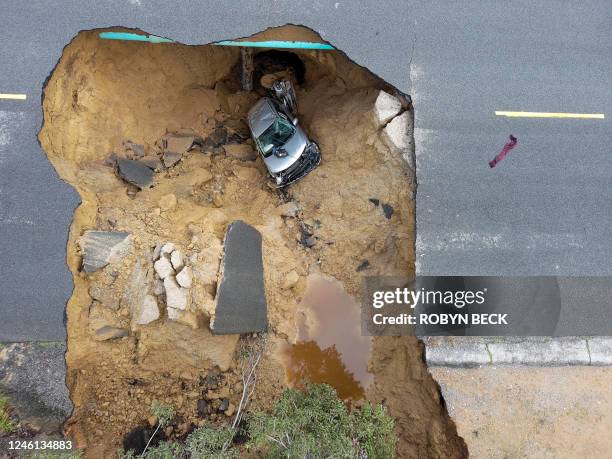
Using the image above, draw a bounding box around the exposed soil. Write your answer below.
[39,25,467,458]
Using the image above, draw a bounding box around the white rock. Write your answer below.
[176,266,193,289]
[373,90,402,127]
[160,242,175,256]
[164,275,188,310]
[135,295,160,325]
[170,250,184,271]
[154,257,174,279]
[167,306,181,320]
[153,279,165,296]
[382,111,414,170]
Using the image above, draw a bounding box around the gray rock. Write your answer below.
[197,399,209,417]
[162,151,182,168]
[382,203,394,219]
[78,230,131,273]
[373,90,403,127]
[116,158,155,189]
[218,398,229,412]
[125,141,145,158]
[139,155,163,171]
[212,221,267,334]
[165,134,196,154]
[207,127,228,146]
[300,235,316,248]
[356,260,370,272]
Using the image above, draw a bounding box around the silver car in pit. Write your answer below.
[247,80,320,187]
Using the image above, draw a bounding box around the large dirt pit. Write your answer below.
[39,26,467,457]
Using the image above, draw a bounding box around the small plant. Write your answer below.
[0,392,17,434]
[141,402,175,456]
[150,402,175,427]
[186,425,236,458]
[139,440,185,459]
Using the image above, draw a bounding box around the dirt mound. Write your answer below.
[39,25,466,458]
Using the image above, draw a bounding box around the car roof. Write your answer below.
[247,98,278,138]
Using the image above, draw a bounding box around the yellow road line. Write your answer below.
[0,93,27,100]
[495,111,604,119]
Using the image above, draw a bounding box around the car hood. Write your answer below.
[263,125,309,174]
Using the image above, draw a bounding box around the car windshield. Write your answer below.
[256,116,295,157]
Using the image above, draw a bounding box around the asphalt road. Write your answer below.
[412,1,611,276]
[0,1,609,341]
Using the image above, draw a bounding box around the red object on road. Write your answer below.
[489,135,518,168]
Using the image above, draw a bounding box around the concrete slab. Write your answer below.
[487,337,590,366]
[423,338,490,367]
[423,337,612,367]
[587,337,612,365]
[212,221,267,334]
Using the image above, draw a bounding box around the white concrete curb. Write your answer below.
[422,337,612,367]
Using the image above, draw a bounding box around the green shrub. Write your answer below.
[247,383,396,458]
[247,383,354,458]
[186,425,235,458]
[119,385,396,458]
[0,392,17,434]
[142,440,186,459]
[350,402,396,459]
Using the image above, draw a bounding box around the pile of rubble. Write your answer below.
[113,123,254,193]
[152,242,192,320]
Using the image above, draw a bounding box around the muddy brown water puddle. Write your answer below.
[283,274,373,400]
